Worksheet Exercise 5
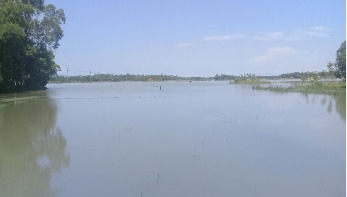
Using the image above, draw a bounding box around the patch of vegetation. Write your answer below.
[0,96,44,108]
[49,73,214,83]
[230,73,270,85]
[255,82,346,95]
[0,1,66,93]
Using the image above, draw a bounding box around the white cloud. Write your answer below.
[250,47,297,63]
[203,34,247,41]
[302,26,330,38]
[253,26,331,42]
[253,32,297,41]
[310,26,330,31]
[175,43,193,48]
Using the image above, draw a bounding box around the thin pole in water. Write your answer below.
[66,67,69,82]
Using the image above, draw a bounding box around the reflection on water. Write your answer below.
[303,93,346,121]
[334,94,346,120]
[0,92,70,197]
[0,82,345,197]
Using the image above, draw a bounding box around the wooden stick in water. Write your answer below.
[157,173,160,185]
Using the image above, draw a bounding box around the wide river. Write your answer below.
[0,81,345,197]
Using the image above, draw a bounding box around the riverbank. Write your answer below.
[254,81,346,95]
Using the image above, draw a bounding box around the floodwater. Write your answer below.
[0,81,345,197]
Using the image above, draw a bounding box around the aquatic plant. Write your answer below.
[255,81,346,95]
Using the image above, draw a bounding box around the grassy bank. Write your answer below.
[231,80,270,85]
[230,78,270,85]
[229,73,270,85]
[254,81,346,95]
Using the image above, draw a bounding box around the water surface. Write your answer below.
[0,81,345,197]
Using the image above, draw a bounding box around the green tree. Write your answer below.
[327,61,335,77]
[0,0,65,92]
[335,41,346,81]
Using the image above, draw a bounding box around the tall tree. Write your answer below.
[0,0,65,92]
[335,41,346,81]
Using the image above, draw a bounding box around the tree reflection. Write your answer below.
[304,93,346,121]
[333,93,346,120]
[0,92,69,197]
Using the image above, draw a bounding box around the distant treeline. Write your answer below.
[216,71,336,81]
[49,70,337,83]
[275,70,334,79]
[50,73,213,83]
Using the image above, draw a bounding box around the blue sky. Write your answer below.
[47,0,346,77]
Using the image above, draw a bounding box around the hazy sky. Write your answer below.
[47,0,346,77]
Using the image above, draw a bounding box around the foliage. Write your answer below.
[231,73,270,84]
[277,71,331,80]
[0,0,65,92]
[298,72,319,82]
[255,81,346,96]
[49,73,213,83]
[325,41,346,82]
[214,74,236,80]
[334,41,346,81]
[50,69,342,84]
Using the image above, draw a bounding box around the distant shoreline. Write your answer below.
[49,71,339,83]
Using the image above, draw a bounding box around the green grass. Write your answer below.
[255,81,346,95]
[230,78,270,85]
[0,96,44,108]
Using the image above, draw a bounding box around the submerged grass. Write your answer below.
[255,81,346,95]
[0,96,45,108]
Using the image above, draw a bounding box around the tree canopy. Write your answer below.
[335,41,346,81]
[0,0,65,92]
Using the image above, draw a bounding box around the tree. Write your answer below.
[335,41,346,81]
[327,61,335,76]
[0,0,65,92]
